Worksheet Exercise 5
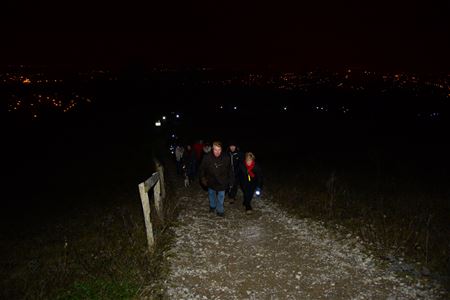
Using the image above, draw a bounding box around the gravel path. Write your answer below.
[164,183,445,299]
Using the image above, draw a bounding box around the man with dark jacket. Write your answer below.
[227,141,243,204]
[199,141,232,217]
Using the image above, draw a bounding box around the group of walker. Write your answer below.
[174,140,263,217]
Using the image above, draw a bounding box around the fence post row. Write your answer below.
[138,161,165,253]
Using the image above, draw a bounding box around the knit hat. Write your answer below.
[228,140,238,147]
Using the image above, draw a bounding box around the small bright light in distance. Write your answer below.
[176,114,180,118]
[283,106,288,111]
[233,106,237,110]
[162,116,166,120]
[172,134,176,138]
[155,121,161,127]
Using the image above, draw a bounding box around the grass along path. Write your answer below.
[163,177,445,299]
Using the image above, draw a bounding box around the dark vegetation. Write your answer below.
[1,83,177,299]
[264,137,450,286]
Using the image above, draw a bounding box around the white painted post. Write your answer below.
[139,182,154,252]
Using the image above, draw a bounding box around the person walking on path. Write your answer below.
[202,142,212,155]
[238,152,263,214]
[227,141,243,204]
[175,144,184,176]
[192,139,204,176]
[199,141,233,217]
[183,144,196,182]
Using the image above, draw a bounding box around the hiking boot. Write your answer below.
[217,212,224,217]
[229,198,235,204]
[209,207,216,213]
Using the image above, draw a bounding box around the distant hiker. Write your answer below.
[227,141,243,204]
[238,152,263,214]
[175,144,184,176]
[192,139,204,175]
[183,144,196,182]
[199,141,233,217]
[203,142,212,155]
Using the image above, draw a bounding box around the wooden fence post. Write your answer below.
[154,160,165,220]
[139,162,165,253]
[158,164,166,199]
[139,182,154,252]
[154,179,163,220]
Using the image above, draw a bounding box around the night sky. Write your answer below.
[2,1,449,71]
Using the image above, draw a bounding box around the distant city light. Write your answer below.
[3,67,450,122]
[315,105,328,112]
[430,112,440,118]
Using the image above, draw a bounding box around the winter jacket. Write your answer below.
[238,162,263,191]
[229,150,243,178]
[199,152,232,191]
[183,149,195,167]
[175,146,184,162]
[193,143,204,161]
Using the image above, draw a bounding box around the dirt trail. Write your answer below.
[163,182,444,299]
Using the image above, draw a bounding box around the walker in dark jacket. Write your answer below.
[228,149,243,200]
[183,146,196,181]
[199,151,233,215]
[238,161,263,211]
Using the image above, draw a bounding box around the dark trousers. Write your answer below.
[176,160,183,175]
[242,186,256,210]
[187,162,195,180]
[228,178,238,199]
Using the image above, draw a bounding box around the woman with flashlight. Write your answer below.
[238,152,263,214]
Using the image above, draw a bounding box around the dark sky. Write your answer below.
[2,1,449,72]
